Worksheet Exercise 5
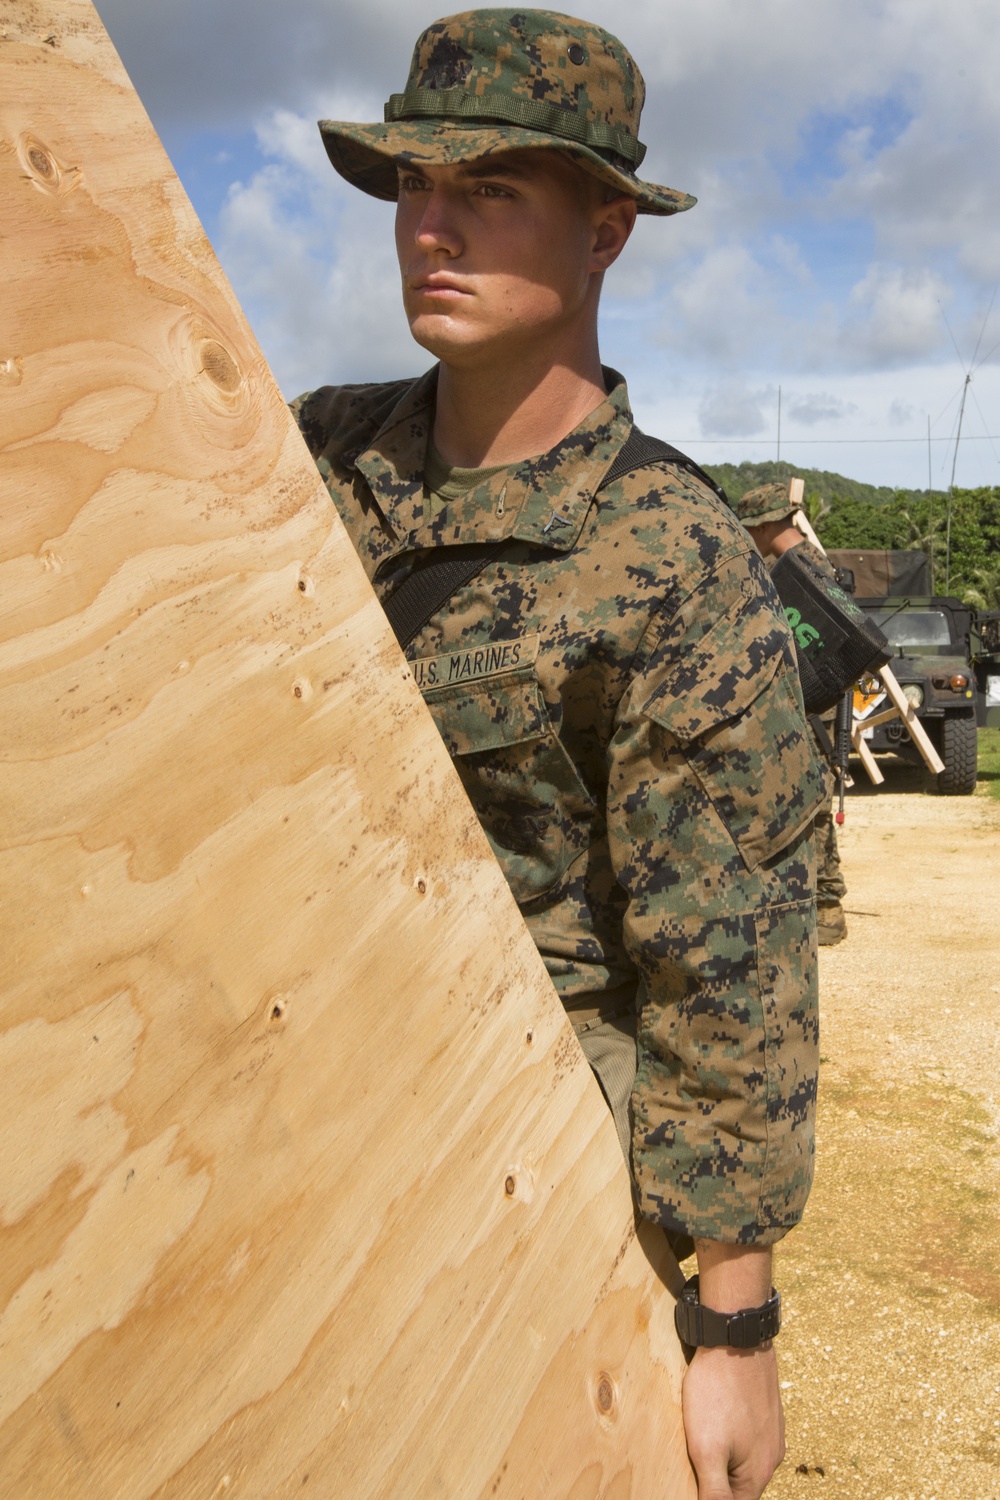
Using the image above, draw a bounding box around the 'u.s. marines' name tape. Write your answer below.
[409,635,540,691]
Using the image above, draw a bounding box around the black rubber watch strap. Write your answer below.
[674,1275,781,1349]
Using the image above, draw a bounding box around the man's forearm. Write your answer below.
[683,1239,785,1500]
[694,1238,774,1311]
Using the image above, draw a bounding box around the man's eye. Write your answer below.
[476,183,511,198]
[398,173,428,192]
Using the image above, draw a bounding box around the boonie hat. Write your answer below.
[736,480,800,528]
[319,8,695,216]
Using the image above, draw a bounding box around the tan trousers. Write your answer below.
[573,1011,637,1167]
[573,1009,695,1264]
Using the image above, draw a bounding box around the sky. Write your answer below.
[92,0,1000,491]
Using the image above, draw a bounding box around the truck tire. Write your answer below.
[937,715,978,795]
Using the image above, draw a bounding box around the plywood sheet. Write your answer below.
[0,5,694,1494]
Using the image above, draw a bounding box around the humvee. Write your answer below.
[828,550,983,795]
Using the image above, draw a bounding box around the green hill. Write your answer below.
[701,459,919,509]
[699,460,1000,608]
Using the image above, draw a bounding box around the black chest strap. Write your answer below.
[381,426,728,650]
[382,542,501,652]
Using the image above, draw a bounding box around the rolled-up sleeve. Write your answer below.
[607,548,827,1244]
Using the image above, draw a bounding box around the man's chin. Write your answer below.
[407,319,499,368]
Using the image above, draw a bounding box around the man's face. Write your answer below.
[745,521,779,557]
[394,149,634,367]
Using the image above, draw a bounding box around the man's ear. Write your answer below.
[745,524,771,557]
[591,195,637,272]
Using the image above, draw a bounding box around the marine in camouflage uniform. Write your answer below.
[737,482,848,945]
[294,9,827,1249]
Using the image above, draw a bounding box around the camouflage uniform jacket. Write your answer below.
[293,367,827,1245]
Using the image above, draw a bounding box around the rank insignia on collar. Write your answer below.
[542,511,573,534]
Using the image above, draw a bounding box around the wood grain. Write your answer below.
[0,5,695,1495]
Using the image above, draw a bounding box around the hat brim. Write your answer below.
[318,119,696,217]
[741,505,798,527]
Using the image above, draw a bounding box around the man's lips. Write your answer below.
[408,275,471,296]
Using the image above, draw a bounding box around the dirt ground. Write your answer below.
[767,756,1000,1499]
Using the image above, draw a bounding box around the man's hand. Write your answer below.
[682,1239,786,1499]
[682,1342,785,1499]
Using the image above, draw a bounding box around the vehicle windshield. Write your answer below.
[873,609,953,648]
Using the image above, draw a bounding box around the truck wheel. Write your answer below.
[937,716,978,795]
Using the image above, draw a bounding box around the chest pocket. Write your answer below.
[422,666,596,904]
[643,643,827,872]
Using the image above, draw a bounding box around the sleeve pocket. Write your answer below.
[642,625,827,872]
[641,608,787,740]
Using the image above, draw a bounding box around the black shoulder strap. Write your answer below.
[597,426,730,507]
[382,425,729,650]
[383,543,501,651]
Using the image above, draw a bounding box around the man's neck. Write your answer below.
[769,525,803,558]
[431,348,610,469]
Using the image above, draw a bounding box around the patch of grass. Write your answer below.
[978,726,1000,801]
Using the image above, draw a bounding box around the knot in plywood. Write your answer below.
[200,339,240,394]
[594,1371,619,1421]
[17,133,79,196]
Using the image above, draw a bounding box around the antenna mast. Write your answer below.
[927,413,935,594]
[946,371,971,595]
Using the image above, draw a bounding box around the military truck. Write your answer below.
[828,549,983,795]
[978,610,1000,730]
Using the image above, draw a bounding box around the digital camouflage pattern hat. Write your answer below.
[319,9,695,216]
[736,480,800,528]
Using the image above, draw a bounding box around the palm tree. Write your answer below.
[802,490,828,529]
[961,564,1000,611]
[896,505,945,593]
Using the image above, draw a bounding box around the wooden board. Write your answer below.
[0,5,694,1495]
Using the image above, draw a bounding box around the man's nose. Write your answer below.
[413,186,463,255]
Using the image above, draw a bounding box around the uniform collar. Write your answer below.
[353,365,634,560]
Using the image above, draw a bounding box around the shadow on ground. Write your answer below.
[846,754,938,798]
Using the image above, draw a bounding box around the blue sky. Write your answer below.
[93,0,1000,491]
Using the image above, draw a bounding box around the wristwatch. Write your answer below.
[673,1275,781,1350]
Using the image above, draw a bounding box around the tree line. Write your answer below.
[705,460,1000,608]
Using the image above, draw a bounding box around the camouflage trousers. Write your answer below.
[815,795,846,905]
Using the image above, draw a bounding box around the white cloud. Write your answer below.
[786,393,858,425]
[253,109,330,178]
[769,236,813,288]
[842,264,953,365]
[888,398,917,428]
[699,380,774,438]
[667,247,776,362]
[214,115,415,396]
